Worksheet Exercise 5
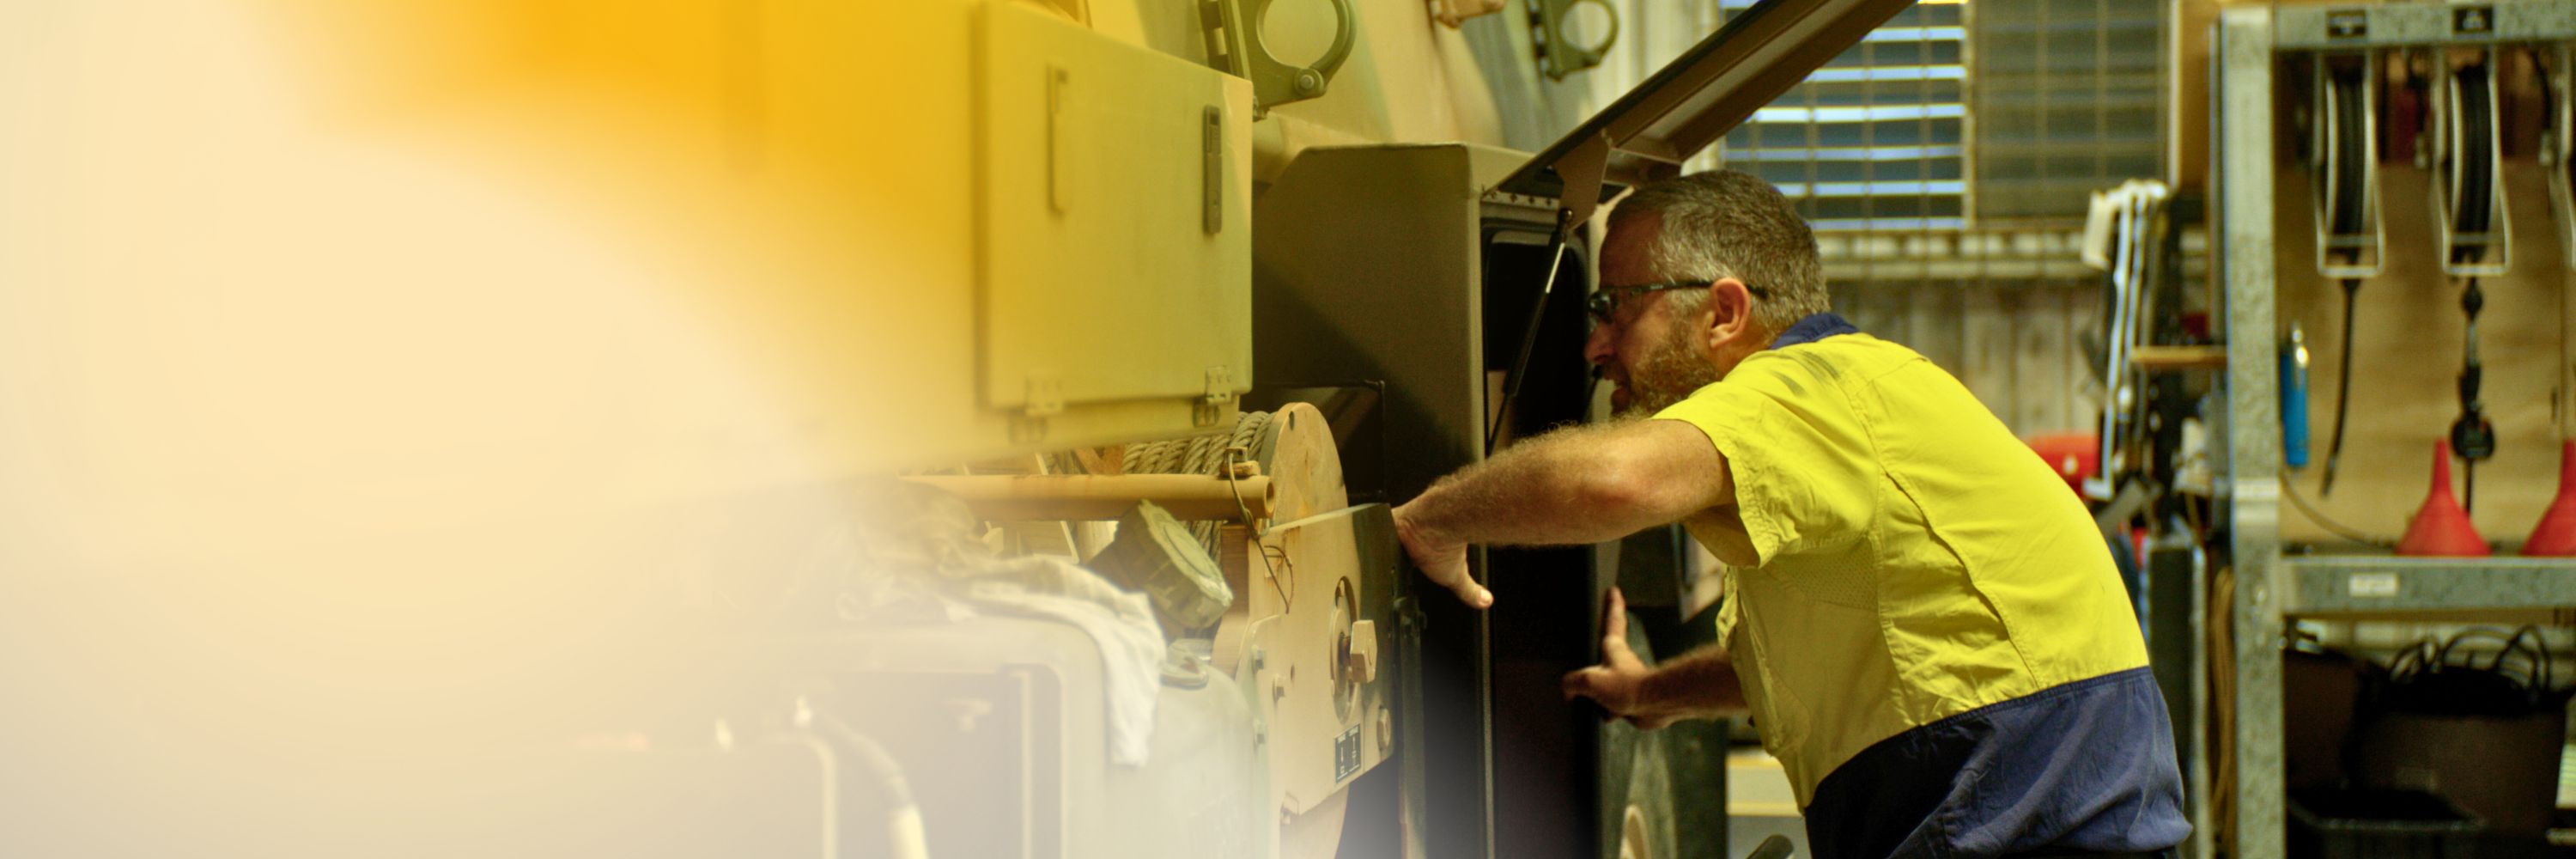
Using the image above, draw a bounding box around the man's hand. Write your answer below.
[1393,502,1493,609]
[1563,588,1677,728]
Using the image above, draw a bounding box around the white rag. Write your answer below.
[950,555,1166,767]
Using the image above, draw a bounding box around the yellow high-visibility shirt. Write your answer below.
[1650,331,2151,809]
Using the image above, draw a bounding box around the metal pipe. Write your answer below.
[902,474,1274,521]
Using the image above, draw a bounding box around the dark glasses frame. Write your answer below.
[1584,280,1768,326]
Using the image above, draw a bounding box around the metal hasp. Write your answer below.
[1495,0,1920,232]
[1197,0,1357,114]
[1528,0,1620,80]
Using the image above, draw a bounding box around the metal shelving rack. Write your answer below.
[2218,4,2576,858]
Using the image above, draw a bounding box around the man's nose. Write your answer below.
[1583,321,1616,368]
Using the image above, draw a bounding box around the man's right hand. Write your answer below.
[1392,502,1493,609]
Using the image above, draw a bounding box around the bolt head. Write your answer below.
[1295,70,1321,94]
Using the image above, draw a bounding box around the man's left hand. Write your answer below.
[1564,588,1676,728]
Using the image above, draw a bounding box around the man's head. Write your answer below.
[1584,170,1829,415]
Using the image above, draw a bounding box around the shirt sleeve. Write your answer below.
[1648,356,1880,566]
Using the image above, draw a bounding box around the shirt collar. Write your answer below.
[1771,312,1861,348]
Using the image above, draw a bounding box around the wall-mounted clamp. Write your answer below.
[1198,0,1357,115]
[1528,0,1619,80]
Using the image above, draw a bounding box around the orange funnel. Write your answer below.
[2524,441,2576,556]
[2397,440,2490,557]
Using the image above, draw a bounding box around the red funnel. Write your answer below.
[2524,441,2576,556]
[2397,440,2489,557]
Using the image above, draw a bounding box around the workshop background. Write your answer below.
[7,1,2576,858]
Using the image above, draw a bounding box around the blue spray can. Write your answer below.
[2281,324,2311,467]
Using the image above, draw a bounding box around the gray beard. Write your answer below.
[1618,317,1727,417]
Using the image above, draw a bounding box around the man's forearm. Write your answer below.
[1400,422,1680,547]
[1637,644,1748,721]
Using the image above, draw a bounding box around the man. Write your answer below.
[1390,171,2188,859]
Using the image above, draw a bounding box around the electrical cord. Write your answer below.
[2279,475,2397,549]
[1224,444,1293,612]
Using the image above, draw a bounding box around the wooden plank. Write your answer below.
[1844,283,1896,338]
[1905,283,1965,372]
[2068,283,2105,435]
[2011,288,2073,433]
[1961,285,2018,427]
[2131,344,2229,369]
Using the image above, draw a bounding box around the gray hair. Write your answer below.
[1607,170,1829,333]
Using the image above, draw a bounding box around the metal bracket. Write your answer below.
[1013,371,1062,448]
[1555,130,1613,241]
[1528,0,1619,81]
[1195,366,1236,426]
[1197,0,1358,114]
[1025,370,1066,417]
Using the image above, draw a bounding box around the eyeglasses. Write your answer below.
[1585,280,1768,326]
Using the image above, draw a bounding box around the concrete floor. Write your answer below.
[1726,746,1811,858]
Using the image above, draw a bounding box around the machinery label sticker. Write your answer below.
[1334,725,1362,780]
[2347,572,2400,599]
[2325,9,2368,39]
[2453,5,2494,34]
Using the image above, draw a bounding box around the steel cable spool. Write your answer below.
[1121,410,1278,554]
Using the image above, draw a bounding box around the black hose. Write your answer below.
[2321,277,2360,497]
[2318,68,2369,496]
[2454,277,2494,512]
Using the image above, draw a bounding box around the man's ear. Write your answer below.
[1703,278,1759,352]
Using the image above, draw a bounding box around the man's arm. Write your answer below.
[1392,417,1733,607]
[1562,588,1747,728]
